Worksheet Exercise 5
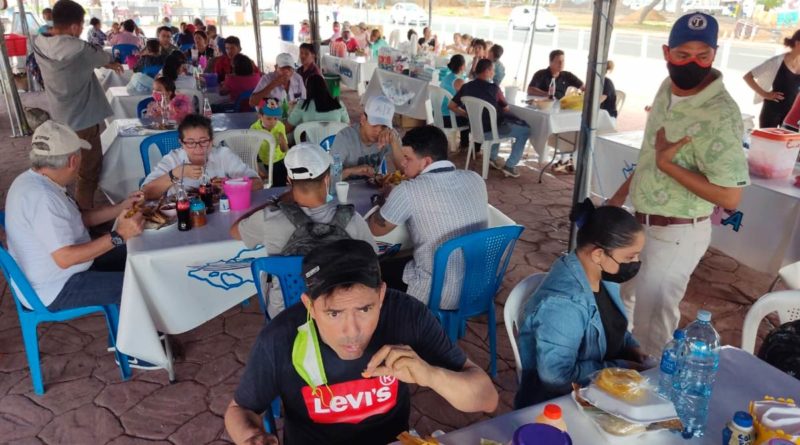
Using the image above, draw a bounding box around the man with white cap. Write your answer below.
[249,52,307,107]
[4,121,145,312]
[608,13,749,354]
[331,95,402,179]
[231,143,377,318]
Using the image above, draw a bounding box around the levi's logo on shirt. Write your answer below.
[302,375,398,424]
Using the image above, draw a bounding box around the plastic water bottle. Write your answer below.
[548,77,556,100]
[672,310,721,439]
[657,329,685,400]
[331,154,343,194]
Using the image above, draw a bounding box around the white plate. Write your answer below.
[580,384,678,425]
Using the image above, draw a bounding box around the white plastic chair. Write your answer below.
[615,89,626,115]
[768,261,800,292]
[214,129,277,189]
[504,273,547,383]
[293,121,350,148]
[461,96,516,179]
[741,290,800,354]
[429,85,469,153]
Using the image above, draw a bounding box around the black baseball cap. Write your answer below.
[302,239,382,299]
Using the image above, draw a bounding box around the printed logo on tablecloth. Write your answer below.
[711,206,743,232]
[186,246,264,290]
[302,376,398,424]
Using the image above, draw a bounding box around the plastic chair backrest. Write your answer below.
[139,131,182,177]
[112,44,139,63]
[741,289,800,354]
[141,64,163,79]
[461,96,499,143]
[250,256,306,318]
[180,43,194,52]
[214,129,276,188]
[0,244,49,313]
[234,89,255,112]
[137,97,154,118]
[429,225,524,317]
[779,261,800,290]
[428,85,454,129]
[293,121,349,146]
[615,90,626,115]
[504,273,547,383]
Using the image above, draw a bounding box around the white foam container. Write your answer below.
[579,384,678,425]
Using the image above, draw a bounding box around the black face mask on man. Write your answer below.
[667,60,712,90]
[601,251,642,283]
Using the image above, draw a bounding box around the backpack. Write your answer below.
[279,202,355,256]
[758,319,800,380]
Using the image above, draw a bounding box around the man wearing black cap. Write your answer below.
[224,239,498,445]
[608,13,749,355]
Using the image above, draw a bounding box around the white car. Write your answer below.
[390,3,428,25]
[508,5,558,31]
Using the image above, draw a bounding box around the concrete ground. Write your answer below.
[0,88,783,444]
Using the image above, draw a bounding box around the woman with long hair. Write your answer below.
[286,74,350,131]
[744,29,800,128]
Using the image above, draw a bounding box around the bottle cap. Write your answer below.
[543,404,562,420]
[190,198,206,211]
[697,310,712,322]
[673,329,686,340]
[733,411,753,429]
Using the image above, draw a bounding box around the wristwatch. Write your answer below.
[168,169,177,182]
[110,230,125,247]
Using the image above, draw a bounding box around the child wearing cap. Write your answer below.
[250,98,290,187]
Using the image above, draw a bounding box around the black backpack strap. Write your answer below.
[278,202,312,228]
[331,204,355,229]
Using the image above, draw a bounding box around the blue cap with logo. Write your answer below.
[668,13,718,49]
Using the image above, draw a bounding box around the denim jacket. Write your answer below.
[514,252,639,408]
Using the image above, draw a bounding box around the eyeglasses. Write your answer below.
[182,139,212,149]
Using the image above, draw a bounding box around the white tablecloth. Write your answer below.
[363,69,431,121]
[423,347,800,445]
[99,113,258,203]
[594,131,800,274]
[105,86,223,122]
[94,66,133,91]
[509,98,616,164]
[321,54,377,95]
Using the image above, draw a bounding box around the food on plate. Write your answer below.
[371,171,407,187]
[159,203,177,218]
[125,200,141,218]
[595,368,646,401]
[396,432,440,445]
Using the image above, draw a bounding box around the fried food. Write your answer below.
[125,201,141,218]
[396,432,440,445]
[595,368,646,401]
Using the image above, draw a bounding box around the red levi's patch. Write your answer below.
[302,376,399,424]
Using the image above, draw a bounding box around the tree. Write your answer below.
[638,0,661,23]
[757,0,782,10]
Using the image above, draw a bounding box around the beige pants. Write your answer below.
[74,124,103,209]
[622,219,712,355]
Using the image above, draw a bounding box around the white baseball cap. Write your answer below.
[284,142,333,180]
[276,52,296,68]
[31,120,91,157]
[365,95,395,128]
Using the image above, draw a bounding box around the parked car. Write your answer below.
[508,5,558,31]
[390,2,428,25]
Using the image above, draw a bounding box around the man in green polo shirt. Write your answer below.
[608,13,749,354]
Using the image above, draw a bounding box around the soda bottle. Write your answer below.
[657,329,685,400]
[198,181,215,214]
[672,310,721,439]
[177,196,192,231]
[203,98,213,118]
[281,98,290,120]
[548,77,556,100]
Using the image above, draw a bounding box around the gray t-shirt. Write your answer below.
[33,34,113,131]
[238,201,377,317]
[329,124,390,171]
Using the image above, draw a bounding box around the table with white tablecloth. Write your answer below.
[95,66,133,91]
[321,54,377,95]
[362,69,431,121]
[509,97,616,164]
[593,131,800,275]
[105,86,226,122]
[413,347,799,445]
[99,113,258,203]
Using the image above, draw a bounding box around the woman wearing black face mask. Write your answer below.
[514,200,649,409]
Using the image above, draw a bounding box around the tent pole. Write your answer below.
[522,0,540,89]
[251,0,264,72]
[568,0,617,251]
[217,0,223,35]
[310,0,321,57]
[428,0,432,30]
[0,21,30,136]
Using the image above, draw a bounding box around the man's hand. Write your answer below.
[345,165,375,178]
[121,191,145,210]
[363,345,436,387]
[654,127,691,171]
[377,127,399,147]
[116,207,144,241]
[764,91,785,102]
[242,432,278,445]
[173,164,204,180]
[104,62,124,74]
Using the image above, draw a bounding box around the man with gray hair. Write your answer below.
[4,121,144,313]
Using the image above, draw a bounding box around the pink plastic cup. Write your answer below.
[222,178,253,211]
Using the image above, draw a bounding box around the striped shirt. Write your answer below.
[380,161,488,309]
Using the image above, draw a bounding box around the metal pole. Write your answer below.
[522,0,540,89]
[0,21,31,136]
[428,0,432,30]
[16,0,37,92]
[217,0,223,35]
[567,0,617,251]
[310,0,321,57]
[251,0,264,72]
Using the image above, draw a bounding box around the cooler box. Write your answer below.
[748,128,800,179]
[280,24,294,42]
[5,33,27,57]
[323,73,340,98]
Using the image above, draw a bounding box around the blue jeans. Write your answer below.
[485,120,530,169]
[48,247,127,312]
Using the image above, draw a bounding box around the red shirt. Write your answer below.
[335,37,360,53]
[213,55,259,83]
[224,73,262,108]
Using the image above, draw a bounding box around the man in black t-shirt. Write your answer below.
[224,239,498,445]
[527,49,584,100]
[600,60,619,119]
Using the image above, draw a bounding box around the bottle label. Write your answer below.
[660,350,677,374]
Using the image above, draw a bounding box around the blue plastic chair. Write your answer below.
[250,256,306,319]
[427,225,524,376]
[139,130,181,177]
[0,212,132,394]
[319,134,336,152]
[141,64,163,79]
[221,90,255,113]
[112,44,139,63]
[137,97,154,119]
[179,43,194,52]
